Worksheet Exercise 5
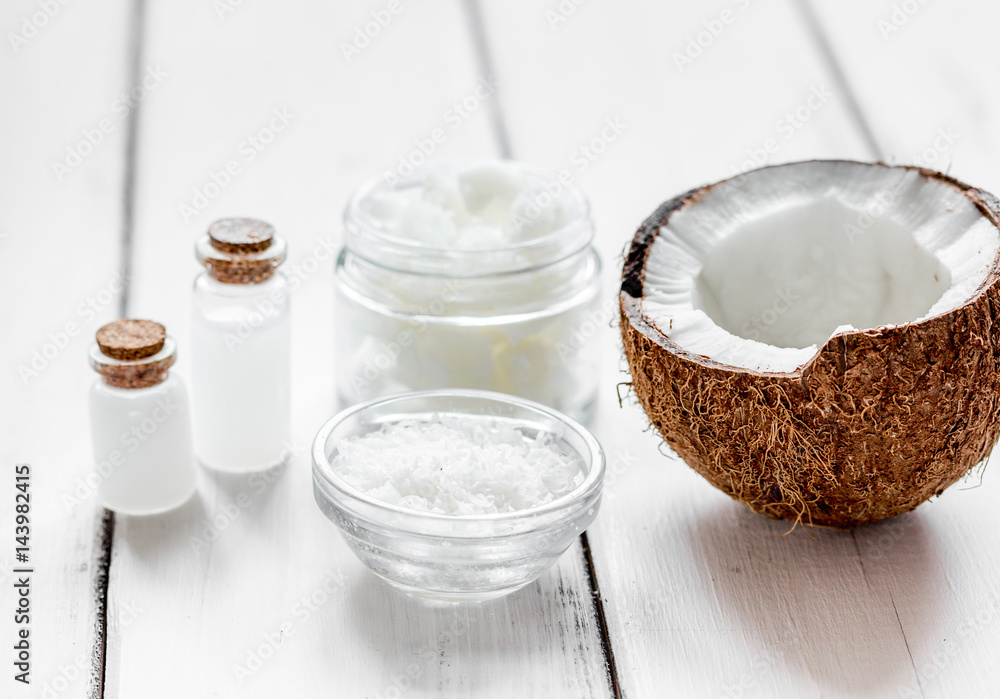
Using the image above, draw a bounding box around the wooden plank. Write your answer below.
[801,1,1000,696]
[105,1,612,697]
[475,0,934,696]
[0,1,134,697]
[805,0,1000,191]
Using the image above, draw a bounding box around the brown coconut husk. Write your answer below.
[620,161,1000,528]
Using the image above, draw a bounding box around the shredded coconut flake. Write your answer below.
[331,415,584,515]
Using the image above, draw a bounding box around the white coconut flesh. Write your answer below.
[640,161,1000,373]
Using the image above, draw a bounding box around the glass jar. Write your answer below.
[88,320,196,515]
[192,218,291,472]
[335,159,602,423]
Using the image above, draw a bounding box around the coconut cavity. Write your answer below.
[642,161,999,372]
[694,199,949,348]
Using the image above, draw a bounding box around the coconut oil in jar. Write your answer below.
[336,160,602,423]
[192,218,291,472]
[88,319,197,515]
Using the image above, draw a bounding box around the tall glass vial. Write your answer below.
[192,218,291,472]
[88,319,196,515]
[336,159,603,423]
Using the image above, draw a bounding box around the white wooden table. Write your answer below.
[4,1,1000,697]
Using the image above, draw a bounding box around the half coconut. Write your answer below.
[620,160,1000,527]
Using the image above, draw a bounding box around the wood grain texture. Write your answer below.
[0,1,134,697]
[805,0,1000,190]
[474,0,958,696]
[103,1,612,697]
[803,1,1000,696]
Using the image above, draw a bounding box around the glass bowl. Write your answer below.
[311,389,605,601]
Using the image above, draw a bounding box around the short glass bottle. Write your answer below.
[336,159,603,423]
[88,319,196,515]
[192,218,291,472]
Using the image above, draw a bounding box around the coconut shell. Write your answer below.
[620,162,1000,528]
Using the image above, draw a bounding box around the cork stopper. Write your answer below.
[197,218,287,284]
[208,218,274,254]
[91,320,176,389]
[96,319,166,360]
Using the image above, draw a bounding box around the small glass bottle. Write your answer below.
[336,159,603,423]
[192,218,290,472]
[88,319,196,515]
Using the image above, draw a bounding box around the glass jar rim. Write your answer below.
[312,389,606,529]
[342,158,595,276]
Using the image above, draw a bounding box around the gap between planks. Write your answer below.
[116,0,146,319]
[794,0,883,161]
[779,3,931,693]
[92,0,148,696]
[90,511,115,699]
[793,0,929,688]
[460,0,623,695]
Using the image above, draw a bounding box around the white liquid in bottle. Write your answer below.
[191,219,291,473]
[88,320,196,515]
[192,283,290,471]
